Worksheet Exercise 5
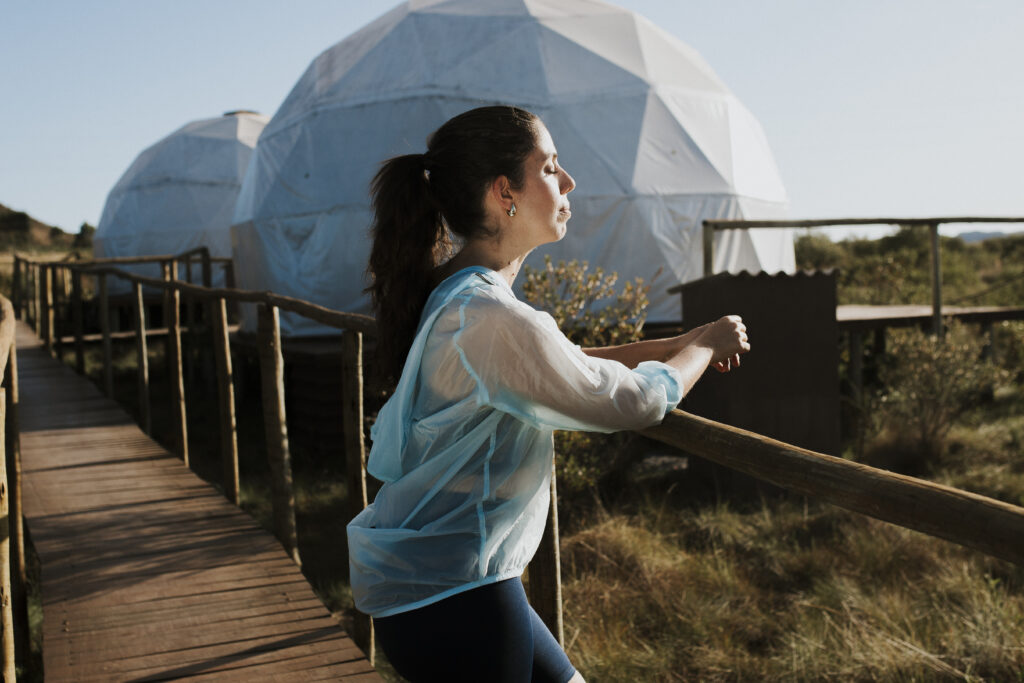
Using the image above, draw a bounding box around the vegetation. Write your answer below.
[795,227,1024,307]
[870,321,1008,467]
[521,255,654,348]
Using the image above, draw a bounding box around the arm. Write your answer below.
[456,297,686,432]
[582,325,708,369]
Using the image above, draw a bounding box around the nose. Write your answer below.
[560,167,575,194]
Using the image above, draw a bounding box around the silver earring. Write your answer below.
[507,203,516,218]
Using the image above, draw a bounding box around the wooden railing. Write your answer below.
[11,247,1024,670]
[703,216,1024,337]
[0,293,29,680]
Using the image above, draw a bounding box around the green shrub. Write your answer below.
[794,231,844,271]
[521,255,652,347]
[877,320,1007,462]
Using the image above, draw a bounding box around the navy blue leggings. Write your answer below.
[373,577,576,683]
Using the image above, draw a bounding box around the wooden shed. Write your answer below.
[668,271,840,486]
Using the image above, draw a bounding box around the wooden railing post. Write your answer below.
[185,258,198,387]
[200,248,212,288]
[163,262,188,465]
[53,266,64,360]
[341,330,374,663]
[132,281,151,435]
[224,260,238,320]
[212,297,239,504]
[928,222,943,338]
[31,264,40,332]
[256,304,301,566]
[36,264,44,336]
[0,387,16,682]
[11,258,21,321]
[28,264,37,330]
[2,341,27,675]
[99,273,114,398]
[41,265,53,354]
[703,221,714,277]
[527,463,564,646]
[72,267,85,374]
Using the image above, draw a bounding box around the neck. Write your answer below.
[440,240,532,288]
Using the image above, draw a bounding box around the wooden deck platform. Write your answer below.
[836,304,1024,331]
[14,321,380,681]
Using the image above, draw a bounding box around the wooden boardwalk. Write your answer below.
[14,321,379,681]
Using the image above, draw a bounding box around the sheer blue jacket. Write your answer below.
[347,267,684,617]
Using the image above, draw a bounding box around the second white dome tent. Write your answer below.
[232,0,793,335]
[97,110,269,289]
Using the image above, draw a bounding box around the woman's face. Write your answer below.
[507,122,575,250]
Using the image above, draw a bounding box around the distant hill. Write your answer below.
[957,230,1022,243]
[0,202,75,248]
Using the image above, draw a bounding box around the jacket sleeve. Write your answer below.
[452,293,684,433]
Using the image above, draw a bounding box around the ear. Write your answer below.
[489,175,515,214]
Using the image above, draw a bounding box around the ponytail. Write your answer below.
[367,153,450,381]
[366,106,540,381]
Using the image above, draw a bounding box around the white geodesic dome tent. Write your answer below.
[96,111,269,288]
[232,0,793,335]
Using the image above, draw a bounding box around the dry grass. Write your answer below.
[561,488,1024,681]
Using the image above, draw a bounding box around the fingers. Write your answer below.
[713,353,742,373]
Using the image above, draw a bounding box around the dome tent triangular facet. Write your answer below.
[232,0,791,335]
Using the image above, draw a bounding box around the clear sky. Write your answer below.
[2,0,1023,240]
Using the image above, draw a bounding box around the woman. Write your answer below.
[347,106,749,682]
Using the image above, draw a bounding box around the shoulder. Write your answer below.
[455,281,551,332]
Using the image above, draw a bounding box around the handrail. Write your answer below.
[76,265,378,336]
[642,410,1024,567]
[703,216,1024,230]
[0,298,14,380]
[0,294,28,677]
[15,246,217,267]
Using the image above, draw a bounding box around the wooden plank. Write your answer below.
[14,320,378,681]
[836,304,1024,332]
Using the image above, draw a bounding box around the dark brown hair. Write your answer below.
[367,105,539,380]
